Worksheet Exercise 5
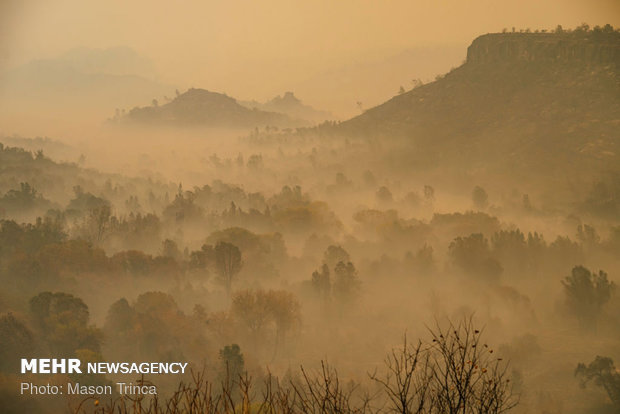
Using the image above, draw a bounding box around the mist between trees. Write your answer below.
[1,136,618,413]
[0,24,619,414]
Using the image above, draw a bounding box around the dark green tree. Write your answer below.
[562,266,615,330]
[66,186,110,216]
[266,290,301,357]
[423,185,435,201]
[449,233,503,282]
[575,356,620,409]
[376,186,393,203]
[0,183,40,211]
[311,263,331,300]
[189,244,215,270]
[333,261,360,304]
[0,313,36,372]
[472,185,489,210]
[219,344,245,385]
[104,298,135,334]
[323,245,350,270]
[215,241,243,295]
[161,239,181,260]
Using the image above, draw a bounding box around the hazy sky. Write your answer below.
[1,0,619,102]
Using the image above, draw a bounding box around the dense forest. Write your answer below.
[0,25,619,414]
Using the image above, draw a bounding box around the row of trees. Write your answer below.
[501,23,619,35]
[447,227,618,282]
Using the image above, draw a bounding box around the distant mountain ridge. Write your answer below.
[0,47,169,105]
[239,91,334,123]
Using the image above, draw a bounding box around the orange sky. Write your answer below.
[1,0,619,102]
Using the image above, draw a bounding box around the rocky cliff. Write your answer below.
[466,32,620,66]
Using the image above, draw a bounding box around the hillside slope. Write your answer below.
[338,31,620,179]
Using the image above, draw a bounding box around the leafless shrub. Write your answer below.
[371,317,518,414]
[74,320,517,413]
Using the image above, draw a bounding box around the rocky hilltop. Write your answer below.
[466,30,620,65]
[117,88,298,128]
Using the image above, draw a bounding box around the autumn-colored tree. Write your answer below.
[77,205,112,245]
[231,289,272,339]
[36,239,108,275]
[231,289,301,357]
[267,290,301,356]
[29,292,102,357]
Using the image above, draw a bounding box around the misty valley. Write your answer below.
[0,26,619,414]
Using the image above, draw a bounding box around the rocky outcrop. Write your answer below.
[121,88,296,128]
[466,32,620,66]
